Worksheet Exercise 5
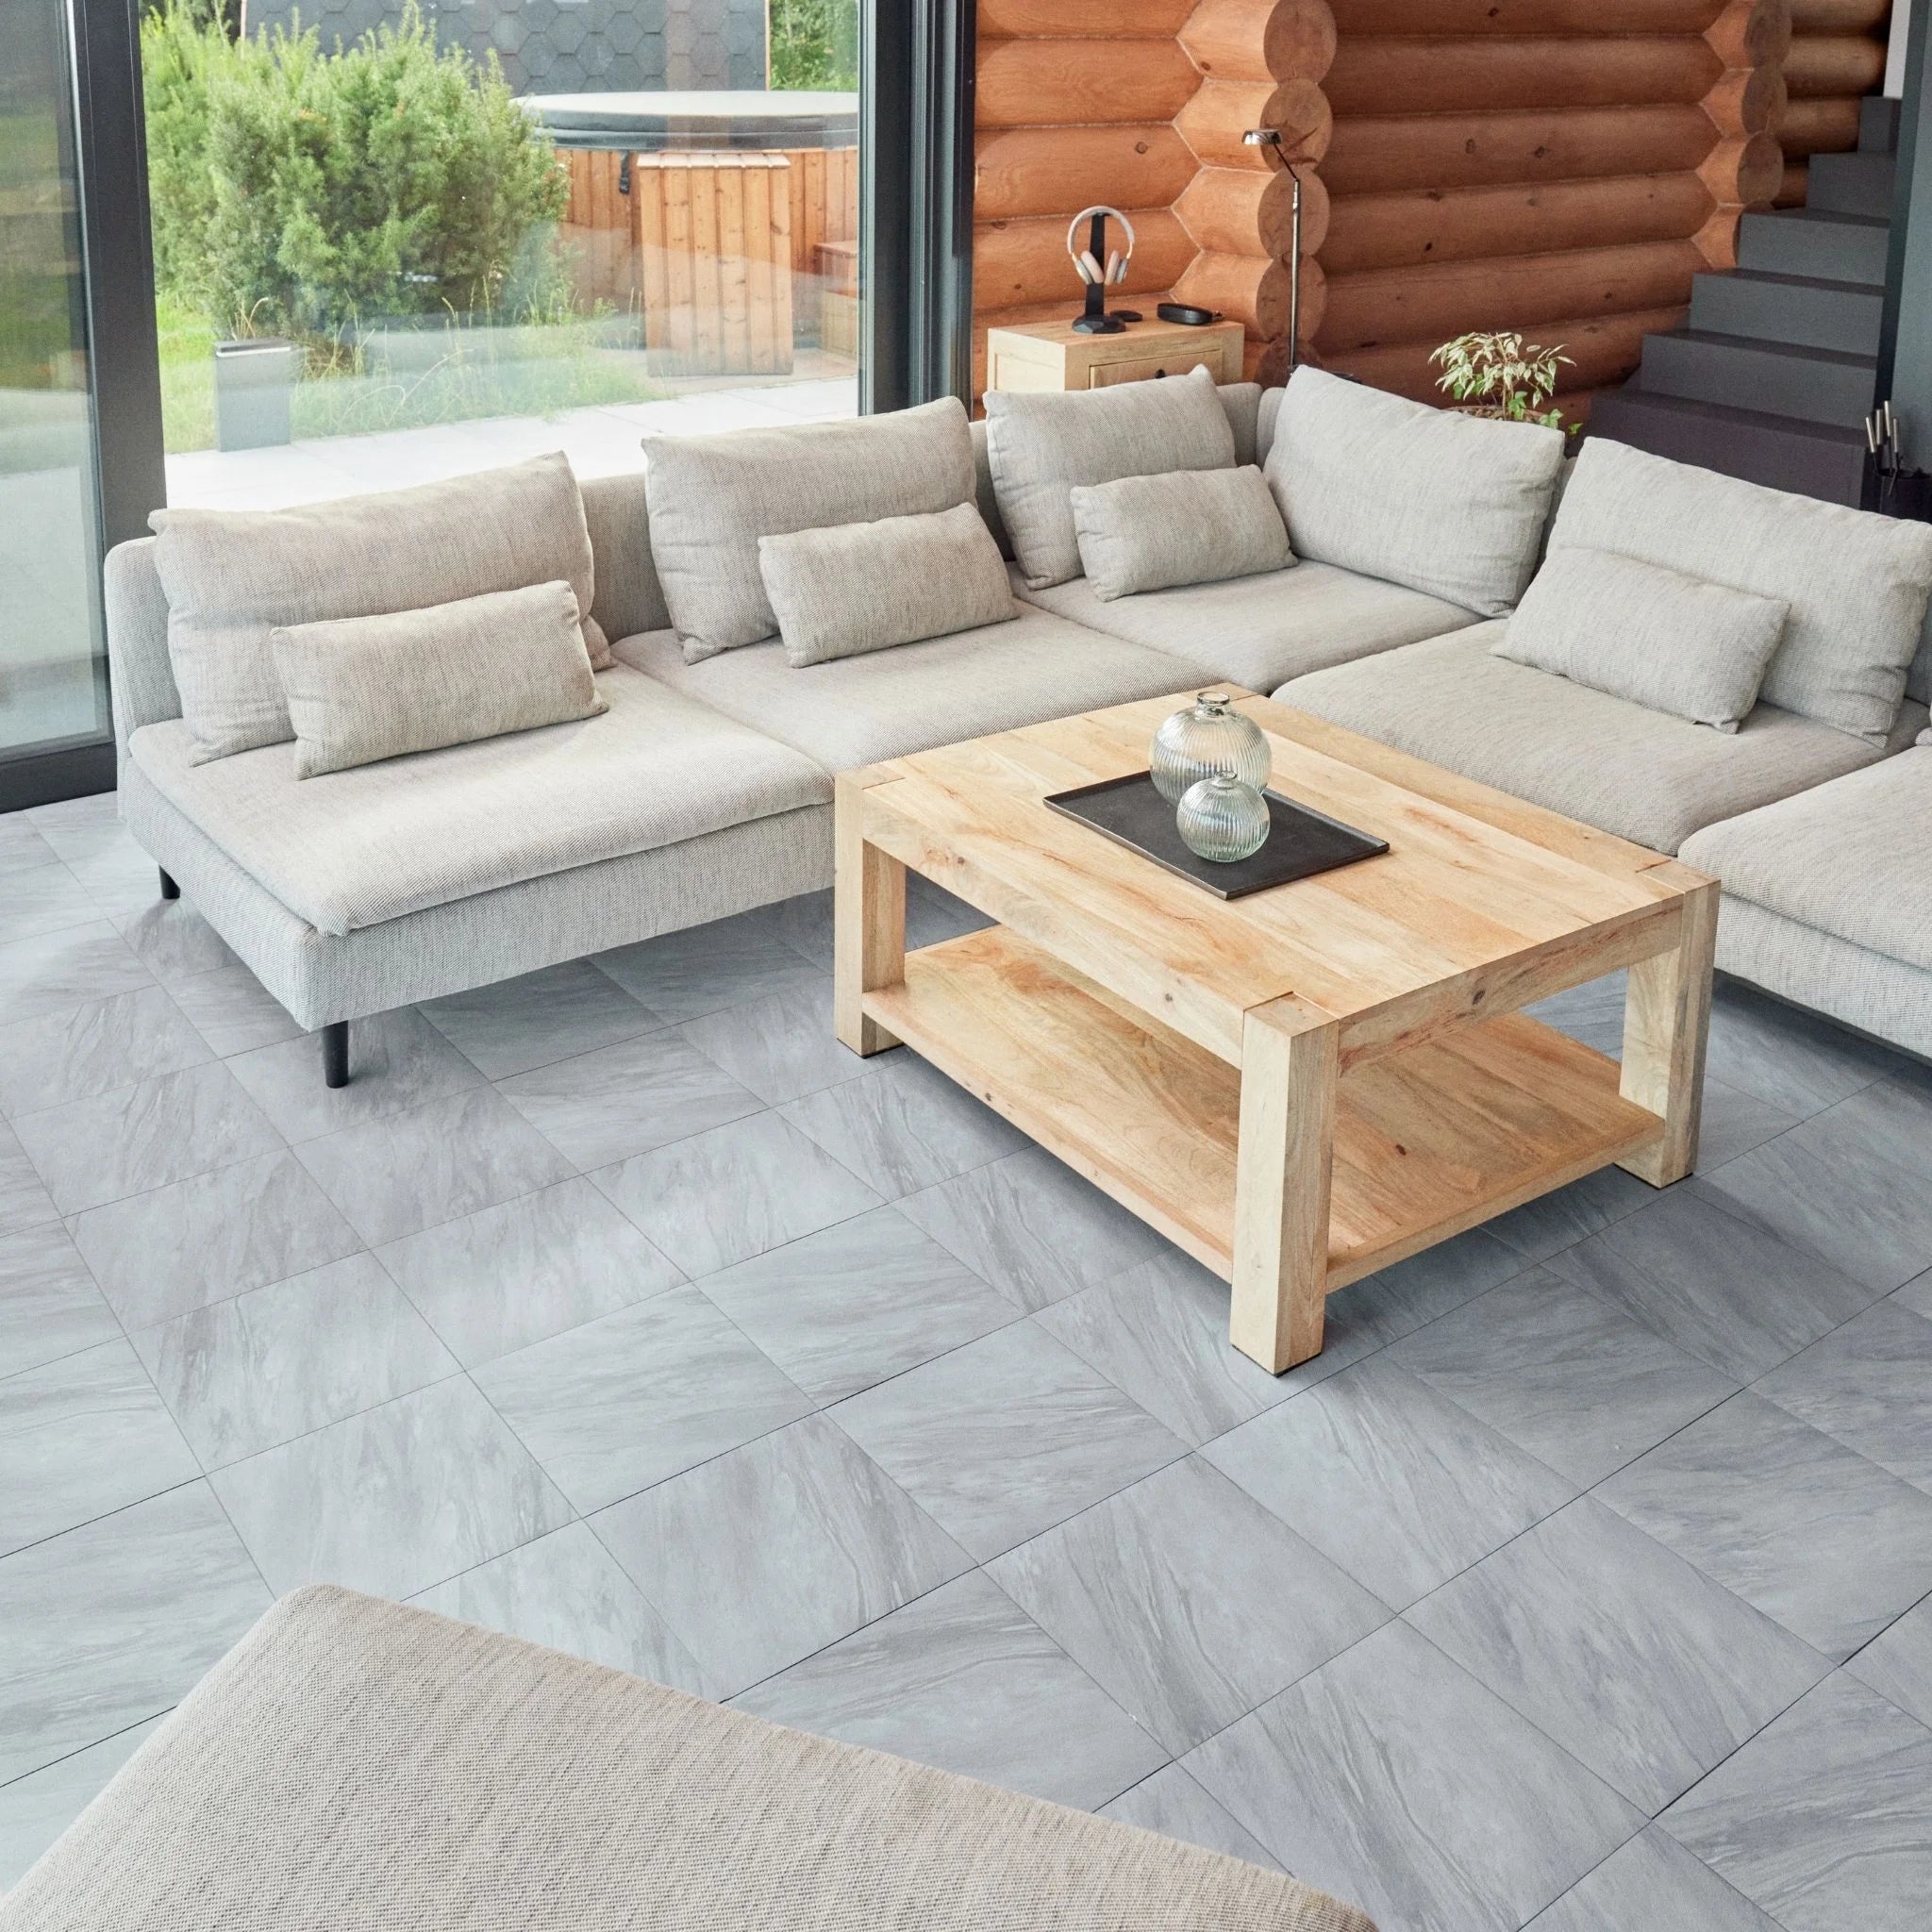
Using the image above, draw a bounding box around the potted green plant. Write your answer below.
[1430,331,1574,432]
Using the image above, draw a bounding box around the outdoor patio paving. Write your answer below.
[3,790,1932,1929]
[162,366,858,509]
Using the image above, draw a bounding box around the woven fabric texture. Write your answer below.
[1072,464,1293,601]
[3,1587,1374,1932]
[759,502,1017,666]
[148,453,607,764]
[1492,546,1789,733]
[1549,436,1932,743]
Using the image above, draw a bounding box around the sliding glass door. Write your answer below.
[141,0,868,513]
[0,0,111,800]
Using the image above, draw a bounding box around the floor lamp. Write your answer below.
[1241,127,1307,373]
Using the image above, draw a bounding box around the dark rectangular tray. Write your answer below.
[1043,771,1388,901]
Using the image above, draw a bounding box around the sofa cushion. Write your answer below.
[149,453,608,765]
[1264,367,1566,618]
[125,664,830,938]
[1278,625,1920,855]
[1018,559,1478,693]
[1493,546,1789,733]
[2,1586,1374,1932]
[612,608,1200,770]
[274,581,606,779]
[1680,748,1932,974]
[759,502,1016,666]
[1549,436,1932,744]
[644,398,976,663]
[1072,465,1292,601]
[986,367,1238,591]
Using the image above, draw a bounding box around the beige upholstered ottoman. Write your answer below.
[2,1587,1374,1930]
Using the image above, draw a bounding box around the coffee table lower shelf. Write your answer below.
[864,924,1662,1295]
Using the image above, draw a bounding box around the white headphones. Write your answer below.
[1066,206,1135,288]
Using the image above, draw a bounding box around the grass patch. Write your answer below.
[158,297,668,454]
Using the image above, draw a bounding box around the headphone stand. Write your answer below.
[1071,209,1127,335]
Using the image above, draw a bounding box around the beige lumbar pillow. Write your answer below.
[272,580,606,779]
[1071,465,1293,602]
[643,399,977,664]
[758,501,1017,667]
[985,366,1239,591]
[1265,366,1566,618]
[149,453,606,766]
[1493,546,1789,732]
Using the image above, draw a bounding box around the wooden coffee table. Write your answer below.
[833,691,1717,1374]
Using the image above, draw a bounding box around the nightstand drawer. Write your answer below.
[1087,352,1222,389]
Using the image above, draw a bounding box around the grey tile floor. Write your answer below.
[5,787,1932,1928]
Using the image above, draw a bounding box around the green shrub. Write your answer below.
[769,0,858,91]
[142,2,569,347]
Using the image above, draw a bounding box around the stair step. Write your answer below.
[1737,208,1891,283]
[1586,387,1869,508]
[1687,269,1884,356]
[1860,94,1901,156]
[1806,150,1897,218]
[1638,328,1877,427]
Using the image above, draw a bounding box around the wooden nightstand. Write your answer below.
[984,316,1246,393]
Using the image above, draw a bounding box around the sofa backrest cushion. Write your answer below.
[1265,367,1566,618]
[759,501,1017,665]
[985,366,1238,590]
[1549,436,1932,744]
[148,453,605,766]
[1493,545,1789,732]
[274,580,607,779]
[644,397,975,662]
[578,470,671,641]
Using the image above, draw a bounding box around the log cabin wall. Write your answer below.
[1776,0,1891,205]
[970,0,1890,412]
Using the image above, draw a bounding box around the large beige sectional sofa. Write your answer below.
[102,372,1932,1084]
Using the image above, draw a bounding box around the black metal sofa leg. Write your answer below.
[322,1021,350,1090]
[158,869,180,900]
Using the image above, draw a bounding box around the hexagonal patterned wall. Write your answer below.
[252,0,769,97]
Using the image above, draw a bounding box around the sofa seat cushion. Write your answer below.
[1018,560,1478,692]
[1278,625,1921,855]
[1680,748,1932,973]
[612,608,1203,770]
[125,664,830,938]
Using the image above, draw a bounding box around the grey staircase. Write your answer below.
[1588,95,1897,507]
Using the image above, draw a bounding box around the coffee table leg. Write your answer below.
[1618,874,1718,1186]
[1230,1002,1338,1373]
[835,772,905,1058]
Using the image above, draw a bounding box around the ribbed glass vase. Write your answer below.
[1176,774,1271,863]
[1149,691,1272,805]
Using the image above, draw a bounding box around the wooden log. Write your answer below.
[976,39,1201,126]
[1698,130,1786,207]
[1780,31,1888,94]
[1788,0,1888,25]
[1318,240,1705,352]
[1324,304,1690,402]
[1321,104,1718,194]
[1174,250,1324,341]
[1775,158,1809,205]
[1700,64,1789,137]
[974,125,1197,219]
[1178,0,1336,85]
[973,208,1197,312]
[1324,37,1724,115]
[1330,0,1722,28]
[1705,0,1792,68]
[1174,77,1334,169]
[1321,171,1713,274]
[978,0,1196,35]
[1176,163,1332,258]
[1776,93,1863,155]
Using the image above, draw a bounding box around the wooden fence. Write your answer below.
[558,143,858,372]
